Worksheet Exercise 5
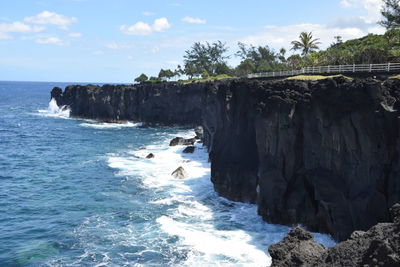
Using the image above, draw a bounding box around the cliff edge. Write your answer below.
[51,76,400,241]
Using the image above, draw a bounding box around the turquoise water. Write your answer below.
[0,81,335,267]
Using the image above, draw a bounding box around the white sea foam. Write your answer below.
[80,121,142,129]
[37,98,70,118]
[106,131,336,266]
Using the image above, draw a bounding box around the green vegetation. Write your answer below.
[285,74,351,81]
[134,73,148,83]
[291,32,321,56]
[389,73,400,79]
[380,0,400,29]
[134,1,400,83]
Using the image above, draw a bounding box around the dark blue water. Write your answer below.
[0,81,334,267]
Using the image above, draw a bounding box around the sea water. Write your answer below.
[0,81,335,267]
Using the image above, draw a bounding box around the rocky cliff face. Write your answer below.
[51,82,203,125]
[51,77,400,241]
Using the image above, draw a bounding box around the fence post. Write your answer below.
[328,65,330,73]
[353,64,355,72]
[388,62,391,72]
[369,64,372,72]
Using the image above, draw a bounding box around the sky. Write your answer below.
[0,0,386,83]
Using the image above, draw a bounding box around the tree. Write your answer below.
[134,73,148,83]
[183,41,229,76]
[291,32,321,56]
[158,69,175,81]
[236,42,279,72]
[235,59,255,77]
[379,0,400,29]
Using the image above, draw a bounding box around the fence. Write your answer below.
[247,62,400,79]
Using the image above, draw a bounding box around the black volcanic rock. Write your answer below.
[269,204,400,267]
[169,137,196,146]
[146,153,155,159]
[268,228,326,266]
[51,82,203,125]
[51,77,400,241]
[171,166,188,179]
[182,146,195,153]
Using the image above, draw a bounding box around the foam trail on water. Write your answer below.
[80,121,142,129]
[37,98,70,118]
[107,130,336,266]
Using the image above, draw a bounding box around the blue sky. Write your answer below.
[0,0,385,83]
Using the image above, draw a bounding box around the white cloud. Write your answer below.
[182,16,206,24]
[340,0,382,23]
[105,42,135,49]
[241,23,368,51]
[142,11,155,16]
[120,17,170,35]
[68,32,82,38]
[36,36,65,45]
[0,21,44,33]
[24,11,78,30]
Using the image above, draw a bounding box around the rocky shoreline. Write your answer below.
[51,76,400,261]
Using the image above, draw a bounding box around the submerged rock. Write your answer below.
[171,166,188,179]
[169,137,196,146]
[269,204,400,267]
[182,146,195,153]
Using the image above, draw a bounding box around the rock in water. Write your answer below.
[194,126,204,140]
[169,137,196,146]
[182,146,195,153]
[146,153,155,159]
[171,167,188,179]
[269,228,326,267]
[269,203,400,267]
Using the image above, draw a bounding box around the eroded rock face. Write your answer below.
[269,204,400,267]
[51,82,203,125]
[52,77,400,241]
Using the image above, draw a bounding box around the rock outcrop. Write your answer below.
[182,146,195,153]
[51,77,400,241]
[169,137,196,146]
[171,166,188,179]
[269,204,400,267]
[51,82,203,125]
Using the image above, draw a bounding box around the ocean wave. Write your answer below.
[79,121,143,129]
[37,98,71,119]
[106,131,336,266]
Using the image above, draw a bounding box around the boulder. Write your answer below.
[182,146,195,153]
[269,204,400,267]
[269,228,326,267]
[171,167,188,179]
[146,153,155,159]
[169,137,196,146]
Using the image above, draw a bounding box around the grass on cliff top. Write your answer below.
[179,74,234,84]
[285,74,351,81]
[389,74,400,79]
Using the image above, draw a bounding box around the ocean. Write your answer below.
[0,81,335,267]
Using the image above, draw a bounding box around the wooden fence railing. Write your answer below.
[247,62,400,79]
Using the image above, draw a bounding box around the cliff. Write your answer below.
[51,76,400,241]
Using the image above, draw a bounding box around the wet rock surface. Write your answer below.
[182,146,195,153]
[269,204,400,267]
[169,137,196,146]
[171,166,188,179]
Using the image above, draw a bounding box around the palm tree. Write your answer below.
[291,32,321,56]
